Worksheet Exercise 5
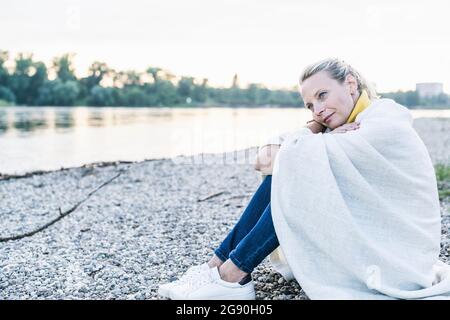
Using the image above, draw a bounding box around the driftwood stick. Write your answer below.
[0,160,135,181]
[0,170,124,242]
[197,191,225,202]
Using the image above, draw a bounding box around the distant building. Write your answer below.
[416,82,443,97]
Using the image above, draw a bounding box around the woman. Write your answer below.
[158,58,450,300]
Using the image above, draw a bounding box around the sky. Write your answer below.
[1,0,450,93]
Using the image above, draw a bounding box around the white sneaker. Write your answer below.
[170,266,255,300]
[157,263,210,298]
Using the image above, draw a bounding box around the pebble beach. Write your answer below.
[0,117,449,300]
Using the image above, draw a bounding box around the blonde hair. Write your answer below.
[300,58,379,100]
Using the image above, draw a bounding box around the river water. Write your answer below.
[1,106,449,175]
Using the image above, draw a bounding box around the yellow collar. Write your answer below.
[346,90,371,123]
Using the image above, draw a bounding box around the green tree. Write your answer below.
[177,76,195,100]
[0,86,15,103]
[193,78,208,103]
[121,87,147,106]
[111,69,126,88]
[246,83,263,105]
[232,74,239,88]
[53,53,76,82]
[83,61,110,91]
[87,85,117,106]
[122,70,141,87]
[36,79,80,106]
[28,61,48,105]
[0,50,9,87]
[0,51,14,104]
[229,74,242,104]
[155,79,179,106]
[9,53,34,104]
[146,67,162,83]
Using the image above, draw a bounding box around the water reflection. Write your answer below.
[0,106,449,175]
[0,107,176,136]
[0,107,76,135]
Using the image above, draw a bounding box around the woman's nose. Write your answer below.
[313,103,326,116]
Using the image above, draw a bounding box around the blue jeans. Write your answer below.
[214,175,279,273]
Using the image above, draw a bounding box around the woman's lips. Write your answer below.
[324,113,335,123]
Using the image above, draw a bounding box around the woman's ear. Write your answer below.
[345,74,358,95]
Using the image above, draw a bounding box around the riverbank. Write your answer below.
[0,118,449,300]
[1,148,312,299]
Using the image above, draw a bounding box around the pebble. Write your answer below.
[0,139,449,300]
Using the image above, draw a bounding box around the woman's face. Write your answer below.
[300,71,359,129]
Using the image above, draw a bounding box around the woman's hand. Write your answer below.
[255,144,280,175]
[305,120,327,134]
[330,122,360,134]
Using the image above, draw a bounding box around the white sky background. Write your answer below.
[1,0,449,92]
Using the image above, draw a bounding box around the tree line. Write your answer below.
[0,50,449,108]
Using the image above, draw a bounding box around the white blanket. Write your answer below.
[269,98,450,299]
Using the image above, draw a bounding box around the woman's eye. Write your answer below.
[319,92,327,99]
